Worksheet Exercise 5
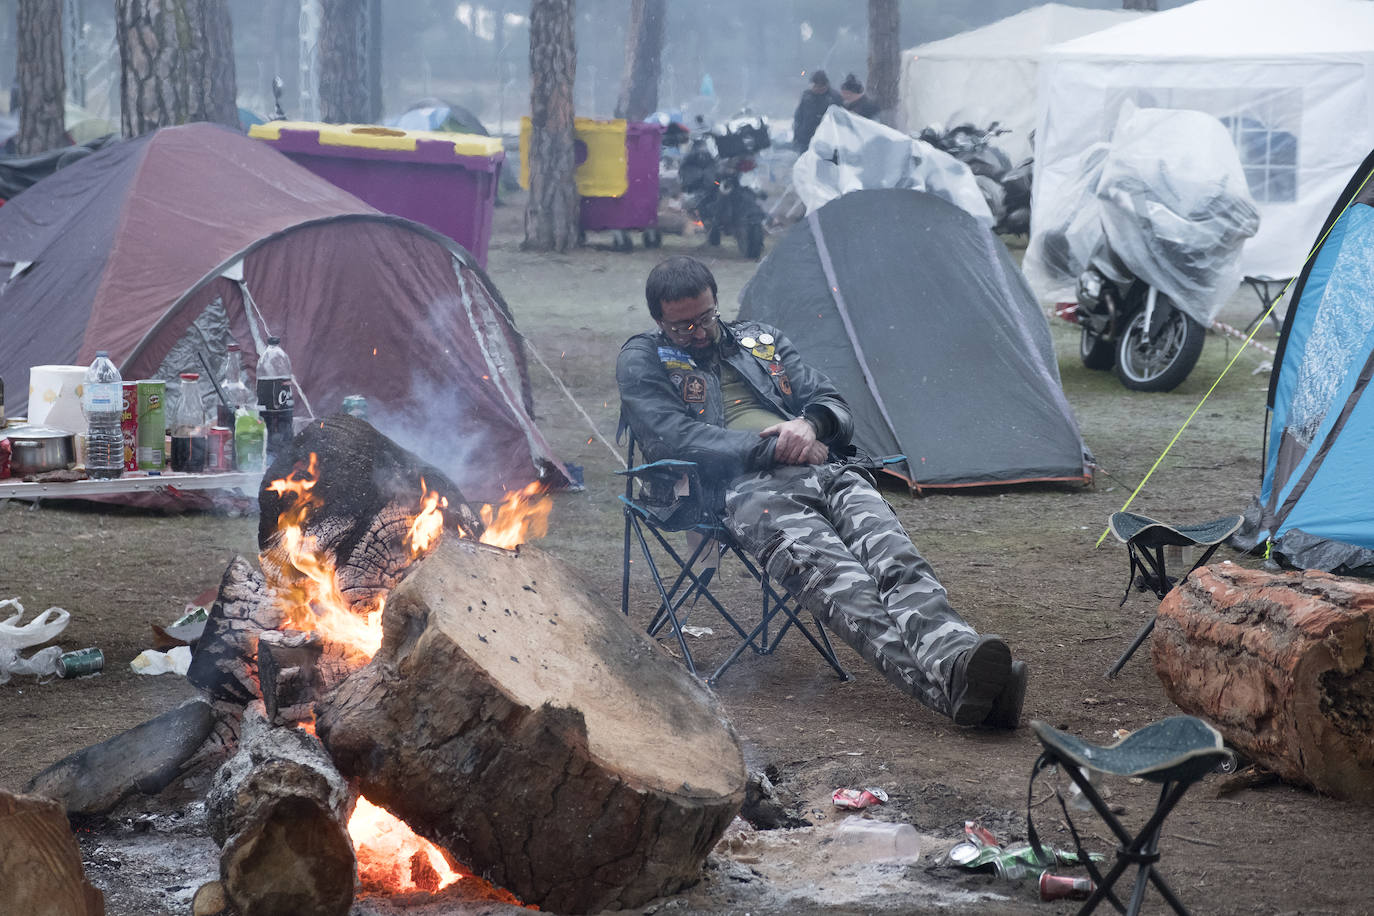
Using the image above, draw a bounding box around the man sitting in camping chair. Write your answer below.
[616,256,1027,729]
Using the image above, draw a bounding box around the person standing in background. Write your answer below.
[791,69,841,152]
[840,74,880,120]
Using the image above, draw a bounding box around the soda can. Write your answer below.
[136,379,166,469]
[341,394,368,419]
[1039,872,1095,902]
[56,647,105,678]
[121,381,139,471]
[206,426,233,472]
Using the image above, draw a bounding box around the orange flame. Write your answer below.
[407,479,448,554]
[477,482,552,550]
[350,796,464,894]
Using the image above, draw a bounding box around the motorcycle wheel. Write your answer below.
[737,219,764,260]
[1079,326,1115,371]
[1114,301,1206,392]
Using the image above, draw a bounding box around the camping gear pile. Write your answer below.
[740,187,1089,490]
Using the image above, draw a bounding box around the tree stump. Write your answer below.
[0,791,104,916]
[205,703,356,916]
[316,537,747,914]
[1152,565,1374,801]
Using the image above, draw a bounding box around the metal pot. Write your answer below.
[3,425,76,475]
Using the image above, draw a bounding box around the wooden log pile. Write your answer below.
[1153,564,1374,801]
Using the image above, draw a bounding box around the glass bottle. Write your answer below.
[169,372,208,472]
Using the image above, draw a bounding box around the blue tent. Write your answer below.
[1243,148,1374,573]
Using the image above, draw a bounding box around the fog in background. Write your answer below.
[3,0,1191,135]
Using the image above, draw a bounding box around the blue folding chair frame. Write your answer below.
[616,440,850,687]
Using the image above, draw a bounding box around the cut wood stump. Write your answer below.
[205,702,356,916]
[316,537,747,914]
[1153,565,1374,801]
[0,791,105,916]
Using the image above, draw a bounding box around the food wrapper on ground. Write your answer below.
[832,787,888,809]
[152,604,210,648]
[130,645,192,676]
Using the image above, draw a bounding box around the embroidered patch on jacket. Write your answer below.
[657,346,697,372]
[683,373,707,403]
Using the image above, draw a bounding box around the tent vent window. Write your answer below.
[1108,87,1300,203]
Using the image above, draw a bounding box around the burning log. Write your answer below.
[186,556,284,705]
[0,791,105,916]
[316,537,747,915]
[205,702,356,916]
[1153,565,1374,801]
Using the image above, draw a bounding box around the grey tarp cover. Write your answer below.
[0,122,565,502]
[738,188,1090,489]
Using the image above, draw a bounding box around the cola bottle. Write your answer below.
[169,373,208,472]
[82,351,123,479]
[256,336,294,463]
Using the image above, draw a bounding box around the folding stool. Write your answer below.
[617,436,850,686]
[1027,716,1233,916]
[1104,512,1244,679]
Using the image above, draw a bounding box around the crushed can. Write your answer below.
[56,647,105,678]
[832,787,888,810]
[1040,871,1095,902]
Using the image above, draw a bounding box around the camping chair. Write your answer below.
[1104,512,1243,680]
[617,434,851,686]
[1241,275,1293,335]
[1026,716,1232,916]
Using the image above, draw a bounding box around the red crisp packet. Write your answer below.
[832,787,889,809]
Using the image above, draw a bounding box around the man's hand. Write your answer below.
[760,418,828,466]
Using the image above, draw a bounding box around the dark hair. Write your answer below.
[645,256,717,319]
[841,73,863,94]
[809,69,829,88]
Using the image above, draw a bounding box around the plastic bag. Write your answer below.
[1095,105,1261,323]
[1022,142,1111,302]
[0,598,71,649]
[792,106,994,227]
[0,644,63,684]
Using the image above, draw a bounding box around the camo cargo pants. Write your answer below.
[724,462,978,717]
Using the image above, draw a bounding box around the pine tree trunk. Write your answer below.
[524,0,578,252]
[318,0,372,123]
[866,0,899,126]
[115,0,238,138]
[15,0,66,155]
[365,0,381,122]
[613,0,662,122]
[1122,0,1158,9]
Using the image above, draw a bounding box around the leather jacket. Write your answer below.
[616,319,854,504]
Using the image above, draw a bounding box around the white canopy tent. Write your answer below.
[898,4,1146,161]
[1032,0,1374,285]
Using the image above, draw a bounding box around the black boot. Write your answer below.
[949,635,1012,726]
[985,660,1028,730]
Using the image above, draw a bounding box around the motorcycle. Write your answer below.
[918,120,1031,236]
[675,115,770,260]
[1071,249,1208,392]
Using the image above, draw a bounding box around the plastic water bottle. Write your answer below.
[256,336,294,463]
[831,818,922,866]
[82,351,123,479]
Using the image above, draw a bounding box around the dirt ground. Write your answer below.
[2,191,1370,916]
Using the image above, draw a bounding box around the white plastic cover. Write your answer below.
[792,107,993,228]
[1024,106,1261,324]
[1095,106,1260,323]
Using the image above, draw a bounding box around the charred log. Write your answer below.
[316,537,747,914]
[1153,565,1374,801]
[206,703,355,916]
[187,556,283,704]
[0,791,104,916]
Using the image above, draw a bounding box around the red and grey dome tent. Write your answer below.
[739,188,1090,490]
[0,122,566,502]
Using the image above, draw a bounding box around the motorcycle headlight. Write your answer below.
[1077,269,1104,303]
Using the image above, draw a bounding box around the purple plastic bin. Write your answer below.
[580,122,663,232]
[253,124,504,268]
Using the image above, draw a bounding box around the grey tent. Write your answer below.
[738,188,1090,489]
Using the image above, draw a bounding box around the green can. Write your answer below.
[136,379,166,469]
[56,647,105,678]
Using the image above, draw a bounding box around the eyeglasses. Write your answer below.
[662,308,719,336]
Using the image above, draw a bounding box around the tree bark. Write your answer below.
[206,702,356,916]
[0,791,104,916]
[317,536,747,914]
[15,0,66,155]
[613,0,662,122]
[1123,0,1158,9]
[524,0,578,252]
[1153,565,1374,802]
[115,0,238,138]
[866,0,899,126]
[318,0,372,123]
